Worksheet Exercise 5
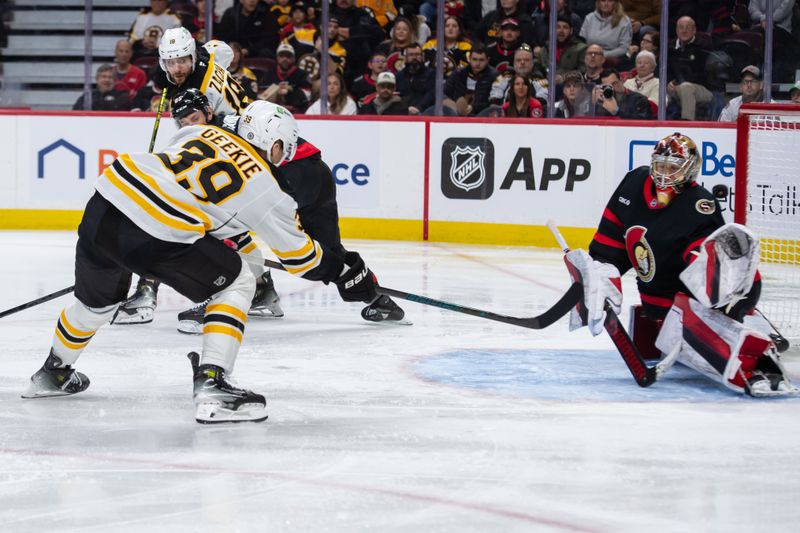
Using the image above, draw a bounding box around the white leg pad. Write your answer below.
[655,293,776,393]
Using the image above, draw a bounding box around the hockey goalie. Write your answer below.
[566,132,798,397]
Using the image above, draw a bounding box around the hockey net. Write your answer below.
[735,104,800,340]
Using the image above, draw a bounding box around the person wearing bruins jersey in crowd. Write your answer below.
[422,15,471,73]
[128,0,181,60]
[22,102,390,423]
[564,132,796,396]
[154,27,250,118]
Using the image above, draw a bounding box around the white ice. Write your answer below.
[1,231,799,533]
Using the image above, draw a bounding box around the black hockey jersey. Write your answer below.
[589,166,725,319]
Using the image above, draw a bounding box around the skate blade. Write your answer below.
[248,308,284,318]
[748,386,800,398]
[111,308,154,325]
[367,317,413,326]
[195,402,268,424]
[177,320,203,335]
[21,384,76,399]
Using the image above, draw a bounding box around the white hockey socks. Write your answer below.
[200,259,255,372]
[51,301,117,366]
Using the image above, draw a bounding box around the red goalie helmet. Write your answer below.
[650,132,701,192]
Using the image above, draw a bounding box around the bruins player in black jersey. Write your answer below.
[564,132,797,397]
[114,91,407,330]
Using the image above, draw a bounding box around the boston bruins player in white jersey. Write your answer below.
[21,102,382,424]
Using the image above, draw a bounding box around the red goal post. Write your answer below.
[735,103,800,339]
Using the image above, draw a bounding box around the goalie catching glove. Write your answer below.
[335,251,378,303]
[564,249,622,336]
[680,223,759,311]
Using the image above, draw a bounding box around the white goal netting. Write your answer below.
[737,105,800,340]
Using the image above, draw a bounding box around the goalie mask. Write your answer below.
[171,88,212,127]
[650,132,701,206]
[159,27,196,84]
[237,101,298,164]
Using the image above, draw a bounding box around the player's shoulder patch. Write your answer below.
[695,199,716,215]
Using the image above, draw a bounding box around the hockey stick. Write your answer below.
[259,257,581,330]
[545,220,657,387]
[0,285,75,320]
[148,87,168,152]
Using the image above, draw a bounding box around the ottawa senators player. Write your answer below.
[564,132,797,397]
[21,102,387,423]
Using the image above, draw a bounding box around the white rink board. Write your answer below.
[0,112,740,228]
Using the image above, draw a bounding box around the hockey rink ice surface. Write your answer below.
[1,231,799,533]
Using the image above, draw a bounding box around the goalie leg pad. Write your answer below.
[655,293,797,395]
[680,223,760,310]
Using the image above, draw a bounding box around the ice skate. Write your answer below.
[177,300,208,335]
[361,295,412,325]
[22,350,90,398]
[112,280,158,325]
[192,356,267,424]
[745,371,800,397]
[248,272,284,318]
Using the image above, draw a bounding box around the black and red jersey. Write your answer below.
[589,166,725,319]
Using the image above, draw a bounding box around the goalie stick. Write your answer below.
[258,257,581,330]
[545,220,657,387]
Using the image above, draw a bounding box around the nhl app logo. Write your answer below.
[441,138,494,199]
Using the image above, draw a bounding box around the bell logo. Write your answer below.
[441,138,494,199]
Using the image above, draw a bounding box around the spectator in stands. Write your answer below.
[376,17,417,63]
[666,16,712,121]
[718,65,769,122]
[395,43,435,114]
[358,71,409,115]
[477,0,535,46]
[131,66,165,112]
[270,0,293,28]
[423,15,472,72]
[534,15,587,81]
[217,0,278,58]
[748,0,799,82]
[580,0,632,59]
[259,43,311,113]
[112,39,147,100]
[621,0,660,40]
[279,2,315,41]
[569,0,597,20]
[555,70,593,117]
[623,50,659,104]
[228,42,259,99]
[357,0,398,29]
[73,64,132,111]
[444,43,499,116]
[502,73,545,117]
[487,18,523,69]
[492,45,549,106]
[592,67,653,118]
[533,0,582,47]
[129,0,181,60]
[332,0,387,77]
[791,82,800,105]
[582,43,605,84]
[314,17,349,65]
[306,71,358,114]
[350,51,388,104]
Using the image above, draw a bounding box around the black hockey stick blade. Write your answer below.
[260,257,580,330]
[0,285,75,320]
[603,303,657,387]
[377,282,582,330]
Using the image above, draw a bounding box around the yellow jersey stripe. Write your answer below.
[203,324,243,342]
[206,303,248,323]
[55,329,90,350]
[272,235,315,259]
[59,310,94,338]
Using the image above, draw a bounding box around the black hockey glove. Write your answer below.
[335,251,378,303]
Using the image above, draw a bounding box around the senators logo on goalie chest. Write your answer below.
[441,138,494,199]
[625,226,656,283]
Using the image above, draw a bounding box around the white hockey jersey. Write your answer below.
[129,10,182,43]
[95,125,325,278]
